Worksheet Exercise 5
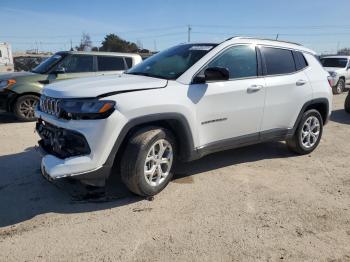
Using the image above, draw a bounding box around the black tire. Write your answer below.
[121,127,176,197]
[345,92,350,114]
[13,94,39,122]
[333,78,345,95]
[286,109,323,155]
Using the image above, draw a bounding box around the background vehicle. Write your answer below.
[0,51,142,121]
[36,37,332,197]
[320,56,350,94]
[0,43,14,73]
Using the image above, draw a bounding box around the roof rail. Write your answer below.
[223,36,302,46]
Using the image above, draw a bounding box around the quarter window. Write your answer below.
[97,56,126,71]
[125,57,133,69]
[261,47,296,75]
[57,55,93,73]
[293,51,308,71]
[206,45,257,79]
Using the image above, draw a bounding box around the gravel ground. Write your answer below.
[0,93,349,262]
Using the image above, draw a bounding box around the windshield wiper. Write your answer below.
[126,72,167,79]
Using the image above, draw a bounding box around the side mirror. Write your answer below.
[193,67,230,84]
[51,67,65,75]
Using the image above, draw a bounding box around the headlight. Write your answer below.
[60,99,116,120]
[39,96,116,120]
[329,71,337,77]
[0,79,16,90]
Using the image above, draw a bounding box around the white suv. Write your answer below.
[36,37,333,196]
[320,56,350,94]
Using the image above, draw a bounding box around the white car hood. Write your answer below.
[43,74,168,98]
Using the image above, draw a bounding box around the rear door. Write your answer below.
[260,46,313,132]
[96,56,127,76]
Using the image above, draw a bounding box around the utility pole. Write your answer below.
[70,39,73,51]
[275,33,279,40]
[187,25,192,43]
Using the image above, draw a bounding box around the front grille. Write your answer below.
[39,95,61,117]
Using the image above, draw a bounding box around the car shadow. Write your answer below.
[330,109,350,125]
[0,113,20,124]
[0,142,294,228]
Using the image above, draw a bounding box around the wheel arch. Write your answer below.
[291,98,329,136]
[104,113,196,173]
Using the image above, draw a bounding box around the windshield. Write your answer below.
[126,44,217,80]
[320,58,348,68]
[32,53,66,74]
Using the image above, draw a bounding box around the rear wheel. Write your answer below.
[121,127,176,197]
[345,92,350,114]
[13,94,39,122]
[287,109,323,155]
[333,78,345,94]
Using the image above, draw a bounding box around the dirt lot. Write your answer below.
[0,93,349,262]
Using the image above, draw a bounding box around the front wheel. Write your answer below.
[13,94,39,122]
[345,92,350,114]
[333,78,345,95]
[121,127,176,197]
[287,109,323,155]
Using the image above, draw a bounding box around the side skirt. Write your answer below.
[193,128,292,159]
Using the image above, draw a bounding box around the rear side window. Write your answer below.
[261,47,296,75]
[97,56,126,71]
[293,51,308,70]
[125,57,133,68]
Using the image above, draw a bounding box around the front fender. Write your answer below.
[8,82,44,95]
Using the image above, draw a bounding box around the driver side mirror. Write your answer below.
[193,67,230,84]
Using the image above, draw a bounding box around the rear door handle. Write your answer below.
[247,85,263,93]
[296,80,307,86]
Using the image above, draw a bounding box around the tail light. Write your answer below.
[327,76,334,88]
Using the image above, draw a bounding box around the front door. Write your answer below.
[191,45,266,147]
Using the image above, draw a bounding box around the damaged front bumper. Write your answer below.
[36,119,110,187]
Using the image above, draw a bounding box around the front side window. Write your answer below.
[320,58,348,68]
[261,47,296,75]
[205,45,257,79]
[56,55,94,73]
[127,44,217,80]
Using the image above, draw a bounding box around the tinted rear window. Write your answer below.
[320,58,348,68]
[261,47,296,75]
[97,56,126,71]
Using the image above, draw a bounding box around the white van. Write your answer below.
[0,43,14,73]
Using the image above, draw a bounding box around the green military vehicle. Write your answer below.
[0,51,142,121]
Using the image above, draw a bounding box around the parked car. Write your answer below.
[36,37,332,196]
[320,56,350,94]
[0,51,142,121]
[345,91,350,113]
[0,42,14,73]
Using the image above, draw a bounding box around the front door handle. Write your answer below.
[296,80,307,86]
[247,85,263,93]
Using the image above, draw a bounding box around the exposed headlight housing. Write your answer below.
[39,96,115,120]
[0,79,16,90]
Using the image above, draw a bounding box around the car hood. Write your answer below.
[0,71,37,80]
[324,67,345,73]
[43,74,168,98]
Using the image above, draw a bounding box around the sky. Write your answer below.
[1,0,350,54]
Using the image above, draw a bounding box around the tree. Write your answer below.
[337,48,350,56]
[100,34,138,53]
[76,33,93,51]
